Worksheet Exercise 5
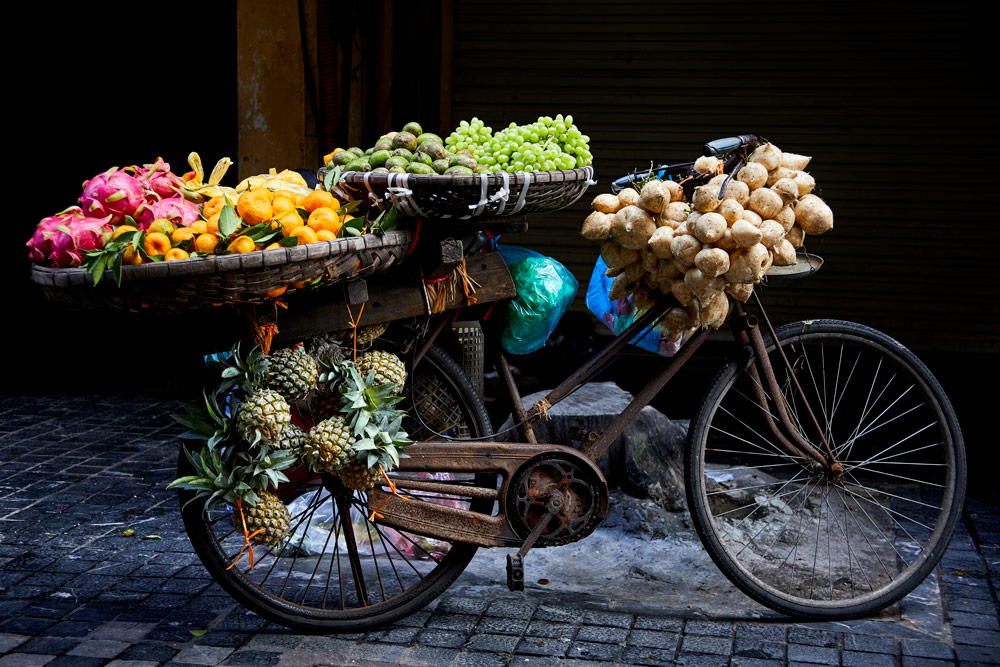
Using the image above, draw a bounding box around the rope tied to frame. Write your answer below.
[367,465,411,522]
[227,498,264,571]
[533,398,553,421]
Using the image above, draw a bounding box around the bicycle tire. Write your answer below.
[178,343,494,633]
[685,319,966,619]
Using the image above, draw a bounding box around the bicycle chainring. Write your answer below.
[506,451,609,547]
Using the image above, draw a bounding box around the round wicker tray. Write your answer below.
[30,230,412,314]
[331,166,596,220]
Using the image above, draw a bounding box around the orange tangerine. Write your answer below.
[273,189,304,205]
[227,235,256,254]
[307,207,340,234]
[171,227,196,245]
[277,212,304,236]
[271,196,296,218]
[164,248,189,261]
[122,247,143,265]
[292,274,321,289]
[316,229,336,242]
[264,242,282,250]
[302,189,339,213]
[112,225,138,240]
[236,189,272,225]
[263,285,288,298]
[194,234,219,254]
[289,226,318,245]
[202,195,229,219]
[190,219,207,235]
[144,232,171,256]
[206,212,221,235]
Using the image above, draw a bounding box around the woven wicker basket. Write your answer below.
[331,166,596,220]
[30,230,412,314]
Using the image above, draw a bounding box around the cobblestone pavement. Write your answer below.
[1,393,998,666]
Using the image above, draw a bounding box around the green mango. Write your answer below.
[348,147,365,158]
[392,131,418,152]
[411,151,433,166]
[444,165,474,176]
[391,147,414,161]
[385,155,410,170]
[374,137,393,152]
[345,159,372,172]
[406,162,436,175]
[448,154,478,170]
[431,159,450,174]
[417,132,442,146]
[331,151,355,167]
[419,141,447,161]
[369,149,392,168]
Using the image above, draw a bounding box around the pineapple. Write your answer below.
[235,388,291,447]
[337,413,413,490]
[307,332,349,366]
[356,322,389,345]
[355,350,407,393]
[300,415,354,472]
[267,347,318,401]
[274,422,307,453]
[242,490,291,547]
[169,446,296,546]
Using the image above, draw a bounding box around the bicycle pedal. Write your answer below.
[506,554,524,592]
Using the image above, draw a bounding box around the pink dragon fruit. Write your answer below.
[26,207,84,264]
[79,167,146,225]
[134,157,185,202]
[137,196,202,230]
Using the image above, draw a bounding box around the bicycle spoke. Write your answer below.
[846,423,938,475]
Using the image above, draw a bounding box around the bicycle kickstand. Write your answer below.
[506,491,565,592]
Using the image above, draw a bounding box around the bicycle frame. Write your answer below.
[366,293,843,549]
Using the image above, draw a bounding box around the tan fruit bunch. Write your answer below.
[579,142,835,337]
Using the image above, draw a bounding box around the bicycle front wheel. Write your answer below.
[179,344,494,633]
[686,320,966,619]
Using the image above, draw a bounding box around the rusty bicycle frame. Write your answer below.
[363,291,844,558]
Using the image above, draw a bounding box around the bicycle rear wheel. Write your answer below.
[686,320,966,619]
[179,344,494,633]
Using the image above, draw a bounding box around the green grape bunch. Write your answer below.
[445,114,593,174]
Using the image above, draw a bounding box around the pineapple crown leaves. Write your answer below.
[172,387,237,452]
[213,342,270,395]
[352,413,413,471]
[339,365,405,437]
[168,444,296,509]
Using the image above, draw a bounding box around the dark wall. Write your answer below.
[6,3,238,394]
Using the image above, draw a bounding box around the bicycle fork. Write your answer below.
[730,299,843,478]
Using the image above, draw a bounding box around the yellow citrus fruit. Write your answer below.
[277,212,304,236]
[190,219,207,235]
[227,235,256,254]
[237,189,273,225]
[171,228,196,245]
[194,234,219,254]
[316,229,336,242]
[307,207,340,234]
[271,196,296,218]
[302,190,339,213]
[202,195,229,219]
[264,242,282,250]
[122,247,143,265]
[112,225,138,240]
[144,232,171,256]
[146,218,175,236]
[289,226,318,245]
[206,212,221,235]
[164,248,189,261]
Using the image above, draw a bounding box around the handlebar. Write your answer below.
[611,134,762,193]
[702,135,760,157]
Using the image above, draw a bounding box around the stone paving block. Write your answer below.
[465,632,519,653]
[581,611,632,628]
[626,630,678,650]
[843,632,896,653]
[507,657,562,667]
[394,610,432,628]
[575,624,628,644]
[43,656,107,666]
[843,649,897,667]
[426,613,478,632]
[0,617,55,635]
[87,621,156,643]
[197,631,252,648]
[43,621,103,638]
[436,597,489,616]
[954,643,1000,664]
[347,643,405,664]
[13,637,77,657]
[949,609,1000,630]
[220,649,282,666]
[475,616,529,635]
[621,645,679,667]
[732,638,784,660]
[680,635,731,655]
[632,616,683,633]
[904,638,958,661]
[66,639,130,658]
[787,626,837,647]
[515,636,571,657]
[900,657,957,667]
[0,655,57,667]
[170,645,235,665]
[786,643,839,664]
[365,626,421,644]
[566,640,620,661]
[105,661,159,667]
[417,628,468,648]
[685,620,733,637]
[484,598,537,618]
[0,634,31,653]
[525,621,575,639]
[451,652,509,667]
[398,645,461,667]
[949,626,1000,648]
[117,643,180,663]
[532,603,582,624]
[674,652,729,666]
[730,658,783,667]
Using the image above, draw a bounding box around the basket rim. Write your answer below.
[29,230,413,288]
[336,165,594,188]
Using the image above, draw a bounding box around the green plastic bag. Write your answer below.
[498,245,578,355]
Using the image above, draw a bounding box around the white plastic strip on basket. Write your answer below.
[493,172,511,216]
[362,171,384,209]
[469,173,490,217]
[510,172,533,214]
[387,173,427,219]
[583,165,597,186]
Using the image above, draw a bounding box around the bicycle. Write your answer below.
[177,135,967,632]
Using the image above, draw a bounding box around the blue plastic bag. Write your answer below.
[585,256,682,357]
[498,245,578,355]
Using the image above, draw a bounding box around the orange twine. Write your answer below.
[368,465,410,522]
[343,292,366,362]
[227,498,264,571]
[715,162,725,176]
